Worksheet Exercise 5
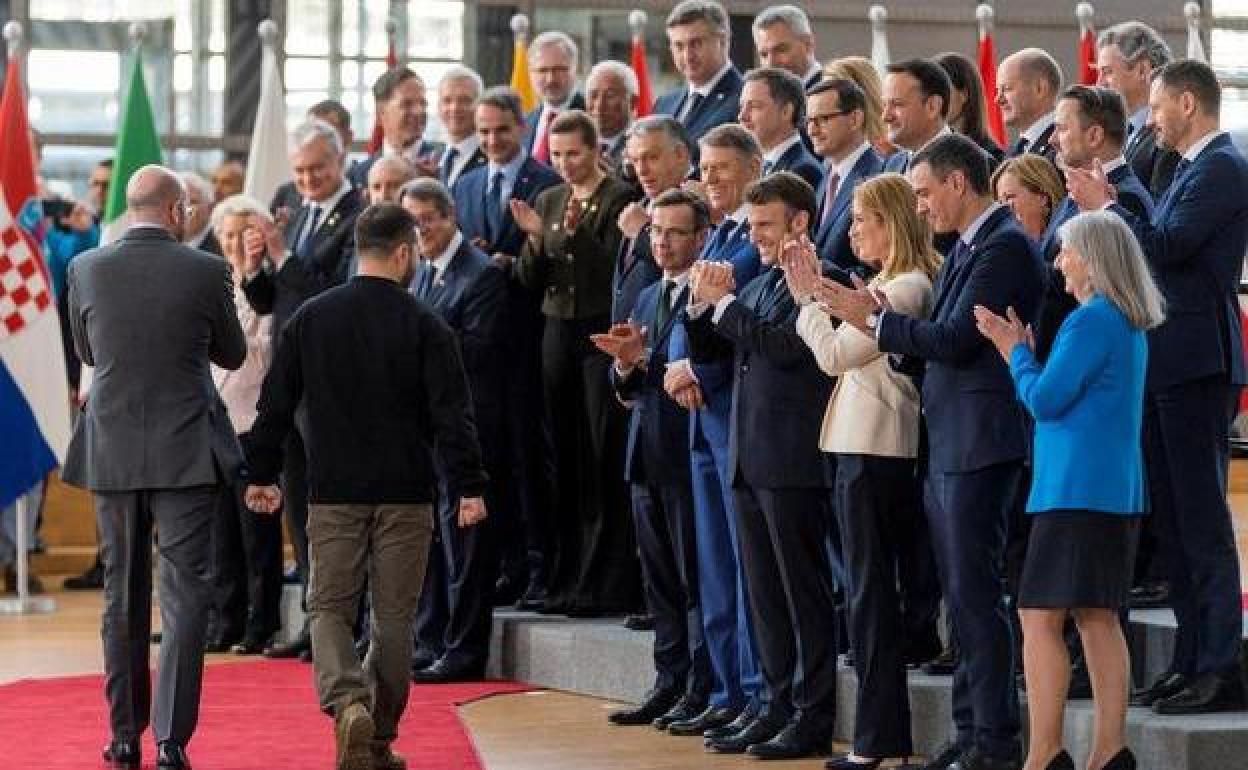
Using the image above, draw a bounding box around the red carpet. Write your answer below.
[0,660,532,769]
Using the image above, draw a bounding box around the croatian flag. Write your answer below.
[0,53,71,508]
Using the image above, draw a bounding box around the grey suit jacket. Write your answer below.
[62,227,247,492]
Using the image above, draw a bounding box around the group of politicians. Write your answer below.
[51,2,1248,770]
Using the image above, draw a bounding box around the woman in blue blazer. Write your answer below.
[975,211,1164,770]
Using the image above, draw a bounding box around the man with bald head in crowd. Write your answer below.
[752,5,822,90]
[367,156,416,205]
[998,48,1063,161]
[63,165,246,770]
[438,66,487,188]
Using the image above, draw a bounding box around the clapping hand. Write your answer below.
[1065,159,1117,212]
[249,213,288,269]
[663,359,704,411]
[590,322,648,369]
[817,273,887,334]
[509,198,543,237]
[778,235,822,302]
[244,484,282,515]
[458,496,487,527]
[618,202,650,239]
[974,304,1034,361]
[690,260,735,305]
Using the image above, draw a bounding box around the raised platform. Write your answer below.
[485,610,1248,770]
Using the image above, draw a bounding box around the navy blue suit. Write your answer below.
[410,239,507,673]
[612,224,661,324]
[1006,123,1057,165]
[613,281,711,699]
[665,220,762,710]
[1114,133,1248,679]
[877,205,1043,759]
[766,138,824,191]
[654,67,744,149]
[814,147,885,275]
[685,267,839,727]
[523,93,587,160]
[453,155,561,594]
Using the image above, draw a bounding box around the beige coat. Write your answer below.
[795,270,934,458]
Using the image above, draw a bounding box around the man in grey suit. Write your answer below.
[62,165,246,770]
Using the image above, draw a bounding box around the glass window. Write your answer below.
[343,0,393,58]
[409,1,464,60]
[286,0,332,56]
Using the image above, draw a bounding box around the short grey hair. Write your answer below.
[398,177,455,218]
[626,115,692,157]
[438,65,484,99]
[529,30,579,71]
[1097,21,1173,70]
[290,117,343,158]
[588,60,639,99]
[1010,48,1064,95]
[1057,211,1165,330]
[752,5,812,38]
[699,123,763,163]
[178,171,214,203]
[210,193,273,235]
[667,0,730,40]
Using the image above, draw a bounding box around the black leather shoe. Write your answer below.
[264,631,311,659]
[1040,750,1074,770]
[411,657,484,684]
[64,560,104,590]
[921,741,965,770]
[623,613,655,631]
[949,747,1020,770]
[204,632,243,654]
[493,575,525,607]
[156,741,192,769]
[1152,669,1248,715]
[922,646,958,676]
[706,714,785,754]
[1129,670,1187,707]
[704,700,759,742]
[652,694,705,730]
[102,739,140,768]
[903,628,945,667]
[514,584,548,612]
[606,687,680,726]
[230,632,272,655]
[746,715,832,760]
[411,650,438,673]
[667,704,737,736]
[1127,580,1169,609]
[826,754,885,770]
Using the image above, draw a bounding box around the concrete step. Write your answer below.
[485,611,1248,770]
[29,545,97,576]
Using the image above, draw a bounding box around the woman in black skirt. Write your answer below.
[975,212,1165,770]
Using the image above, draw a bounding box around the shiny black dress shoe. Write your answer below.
[156,741,192,769]
[410,658,485,684]
[704,700,759,742]
[230,632,272,655]
[606,687,680,726]
[623,613,655,631]
[902,629,945,667]
[1152,669,1248,715]
[411,650,438,673]
[1096,747,1136,770]
[826,754,888,770]
[102,739,140,768]
[1129,670,1187,707]
[667,704,737,736]
[1127,580,1169,608]
[920,741,965,770]
[922,646,958,676]
[513,584,548,612]
[949,746,1020,770]
[264,631,311,659]
[652,694,706,730]
[746,716,832,760]
[705,714,785,754]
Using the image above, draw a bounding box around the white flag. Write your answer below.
[244,23,290,206]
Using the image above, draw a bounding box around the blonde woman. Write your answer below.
[823,56,896,158]
[781,173,940,769]
[992,155,1065,242]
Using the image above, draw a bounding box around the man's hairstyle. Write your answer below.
[438,65,484,98]
[699,123,763,161]
[744,67,807,128]
[372,67,424,106]
[652,187,712,232]
[745,170,816,223]
[549,109,600,148]
[398,177,455,218]
[752,5,812,37]
[1154,59,1222,116]
[1098,21,1172,70]
[667,0,730,39]
[626,115,692,156]
[290,118,344,157]
[807,77,867,120]
[355,202,417,257]
[308,99,352,130]
[1011,48,1064,95]
[97,158,114,170]
[588,60,639,98]
[529,30,579,70]
[886,58,953,118]
[912,133,992,196]
[476,86,526,125]
[1061,84,1128,147]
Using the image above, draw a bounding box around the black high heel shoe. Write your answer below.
[1043,750,1075,770]
[1097,747,1136,770]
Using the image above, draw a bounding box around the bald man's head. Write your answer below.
[367,155,416,204]
[126,165,188,237]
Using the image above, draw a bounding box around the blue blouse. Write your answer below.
[1009,294,1147,515]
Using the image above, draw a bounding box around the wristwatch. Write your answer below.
[865,311,881,330]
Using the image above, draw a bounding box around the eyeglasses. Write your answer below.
[806,110,852,129]
[411,213,445,231]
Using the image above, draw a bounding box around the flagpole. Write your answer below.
[0,19,57,618]
[868,5,890,77]
[1185,2,1208,63]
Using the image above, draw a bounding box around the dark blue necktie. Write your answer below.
[440,147,459,182]
[681,92,705,124]
[1012,137,1029,157]
[414,265,434,299]
[702,220,740,259]
[484,170,505,244]
[296,205,321,259]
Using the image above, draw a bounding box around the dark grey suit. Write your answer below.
[62,226,245,748]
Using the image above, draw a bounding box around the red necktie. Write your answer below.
[534,108,557,164]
